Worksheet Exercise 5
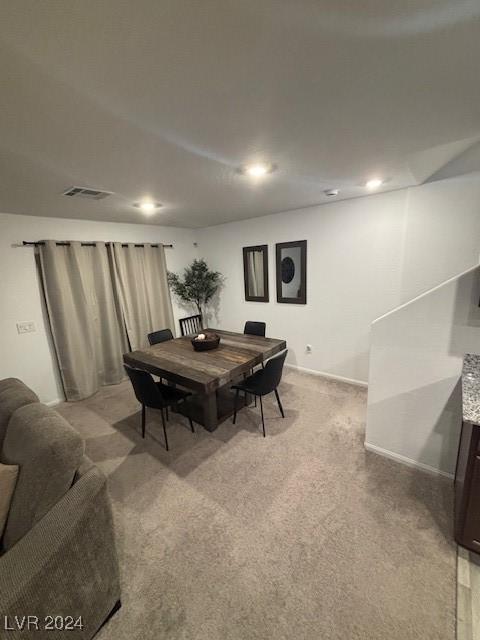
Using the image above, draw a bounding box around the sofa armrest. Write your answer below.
[0,466,120,639]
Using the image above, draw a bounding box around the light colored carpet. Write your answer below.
[57,369,456,640]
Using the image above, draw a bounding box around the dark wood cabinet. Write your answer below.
[455,420,480,552]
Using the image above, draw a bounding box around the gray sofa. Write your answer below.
[0,378,121,639]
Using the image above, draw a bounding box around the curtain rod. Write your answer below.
[22,241,173,248]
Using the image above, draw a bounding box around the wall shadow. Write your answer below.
[368,376,463,542]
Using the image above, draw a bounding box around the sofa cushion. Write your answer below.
[0,462,19,538]
[0,378,24,393]
[0,379,39,449]
[2,403,84,550]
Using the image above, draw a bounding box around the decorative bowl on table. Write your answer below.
[191,332,220,351]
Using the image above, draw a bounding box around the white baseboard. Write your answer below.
[285,363,368,388]
[45,398,63,407]
[364,441,454,479]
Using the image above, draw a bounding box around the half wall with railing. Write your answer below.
[365,263,480,477]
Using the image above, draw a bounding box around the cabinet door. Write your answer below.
[455,422,471,531]
[463,454,480,552]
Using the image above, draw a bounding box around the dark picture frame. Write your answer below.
[243,245,269,302]
[276,240,307,304]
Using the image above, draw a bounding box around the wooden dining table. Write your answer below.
[123,329,286,431]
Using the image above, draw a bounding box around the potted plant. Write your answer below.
[167,258,222,318]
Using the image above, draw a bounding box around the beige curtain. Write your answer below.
[109,243,174,351]
[39,241,128,401]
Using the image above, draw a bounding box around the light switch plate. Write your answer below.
[17,321,36,334]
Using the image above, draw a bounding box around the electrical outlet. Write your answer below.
[17,321,36,334]
[306,344,312,353]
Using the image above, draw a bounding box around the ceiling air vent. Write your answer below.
[62,186,113,200]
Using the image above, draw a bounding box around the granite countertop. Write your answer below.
[462,354,480,426]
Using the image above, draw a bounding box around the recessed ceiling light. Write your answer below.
[239,162,276,178]
[133,200,162,214]
[365,178,383,190]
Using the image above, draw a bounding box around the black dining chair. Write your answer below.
[232,349,288,437]
[244,321,266,337]
[244,321,267,404]
[147,329,174,385]
[179,314,203,336]
[124,365,194,451]
[148,328,173,346]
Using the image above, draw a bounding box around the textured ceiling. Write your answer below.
[0,0,479,228]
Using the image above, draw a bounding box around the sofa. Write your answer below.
[0,378,121,639]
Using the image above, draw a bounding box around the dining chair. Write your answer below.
[244,321,267,403]
[148,328,173,346]
[244,321,266,337]
[231,349,288,437]
[147,329,174,385]
[179,314,202,336]
[124,365,194,451]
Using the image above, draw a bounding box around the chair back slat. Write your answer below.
[244,321,266,337]
[148,328,173,346]
[179,314,202,336]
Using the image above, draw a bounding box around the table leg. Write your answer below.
[202,392,218,432]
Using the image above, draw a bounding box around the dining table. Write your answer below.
[123,328,287,431]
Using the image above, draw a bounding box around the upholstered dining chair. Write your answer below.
[244,321,267,403]
[124,365,194,451]
[231,349,287,437]
[148,328,173,346]
[243,321,266,337]
[147,328,174,386]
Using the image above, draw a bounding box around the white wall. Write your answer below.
[365,265,480,477]
[2,173,480,405]
[197,173,480,384]
[0,212,197,404]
